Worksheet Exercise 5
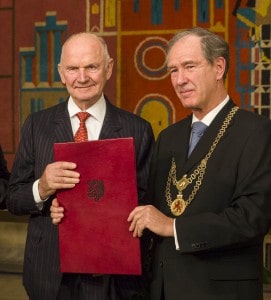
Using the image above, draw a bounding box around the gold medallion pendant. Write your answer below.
[170,196,186,216]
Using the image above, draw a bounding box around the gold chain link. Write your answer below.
[165,106,239,214]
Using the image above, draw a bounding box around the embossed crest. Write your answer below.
[87,180,104,202]
[170,197,186,216]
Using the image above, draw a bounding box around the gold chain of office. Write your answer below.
[165,106,239,216]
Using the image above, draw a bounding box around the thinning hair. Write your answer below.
[59,32,111,65]
[167,27,229,80]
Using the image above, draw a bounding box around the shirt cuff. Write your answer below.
[33,179,47,210]
[173,219,180,250]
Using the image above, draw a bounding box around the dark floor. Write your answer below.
[1,272,271,300]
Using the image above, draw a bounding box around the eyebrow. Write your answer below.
[168,59,201,68]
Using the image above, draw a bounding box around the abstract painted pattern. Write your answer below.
[0,0,270,158]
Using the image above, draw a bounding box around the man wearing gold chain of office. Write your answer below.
[128,27,271,300]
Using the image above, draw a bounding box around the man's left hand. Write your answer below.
[128,205,174,238]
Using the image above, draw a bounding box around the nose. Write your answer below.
[77,68,89,82]
[175,69,187,85]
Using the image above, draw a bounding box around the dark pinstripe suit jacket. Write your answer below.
[148,100,271,300]
[7,98,154,300]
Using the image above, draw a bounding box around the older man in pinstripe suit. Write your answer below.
[7,33,154,300]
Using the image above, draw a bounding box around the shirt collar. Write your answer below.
[192,95,230,126]
[68,94,106,123]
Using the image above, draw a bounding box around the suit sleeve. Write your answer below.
[7,115,42,215]
[134,121,154,204]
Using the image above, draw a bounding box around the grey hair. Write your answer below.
[167,27,229,80]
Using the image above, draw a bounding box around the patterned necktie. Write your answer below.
[74,112,90,142]
[188,121,208,157]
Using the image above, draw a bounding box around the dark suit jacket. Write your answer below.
[7,98,154,300]
[148,100,271,300]
[0,144,10,209]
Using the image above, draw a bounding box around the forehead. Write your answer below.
[167,35,204,65]
[61,36,104,65]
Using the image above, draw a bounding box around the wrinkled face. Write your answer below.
[167,35,224,114]
[58,34,113,109]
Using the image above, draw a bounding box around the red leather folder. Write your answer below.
[54,138,141,275]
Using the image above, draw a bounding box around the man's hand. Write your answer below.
[50,198,64,225]
[39,161,80,200]
[128,205,174,238]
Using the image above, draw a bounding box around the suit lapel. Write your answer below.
[170,116,192,179]
[181,100,236,176]
[99,99,122,139]
[53,101,74,143]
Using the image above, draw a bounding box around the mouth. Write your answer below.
[179,89,194,97]
[76,85,93,89]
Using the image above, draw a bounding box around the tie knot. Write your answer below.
[76,112,90,123]
[191,121,208,136]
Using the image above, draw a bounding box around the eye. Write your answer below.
[185,64,195,70]
[66,66,78,73]
[169,68,177,74]
[87,65,99,72]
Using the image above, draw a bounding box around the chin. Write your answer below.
[76,92,95,101]
[181,101,197,109]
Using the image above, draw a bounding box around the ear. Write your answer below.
[58,64,66,85]
[215,57,226,80]
[106,58,114,80]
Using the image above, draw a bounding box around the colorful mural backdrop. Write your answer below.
[0,0,270,165]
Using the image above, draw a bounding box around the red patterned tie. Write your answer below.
[74,112,90,142]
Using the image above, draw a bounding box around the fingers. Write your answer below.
[127,206,145,221]
[53,162,80,182]
[47,161,80,182]
[128,206,147,238]
[52,198,59,207]
[50,198,64,225]
[39,161,80,199]
[51,216,63,225]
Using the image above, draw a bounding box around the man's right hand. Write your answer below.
[39,161,80,200]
